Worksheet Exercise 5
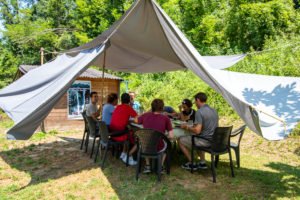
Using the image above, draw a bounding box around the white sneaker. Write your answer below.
[128,156,137,166]
[121,154,128,163]
[119,152,126,160]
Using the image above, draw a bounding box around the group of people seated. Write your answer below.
[85,91,218,173]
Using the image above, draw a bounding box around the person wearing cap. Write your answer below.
[163,106,178,119]
[178,99,196,122]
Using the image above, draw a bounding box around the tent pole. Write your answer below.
[100,50,106,116]
[251,105,287,134]
[40,47,46,133]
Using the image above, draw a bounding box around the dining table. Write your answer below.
[129,120,192,140]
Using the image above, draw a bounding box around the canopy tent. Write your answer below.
[0,0,299,140]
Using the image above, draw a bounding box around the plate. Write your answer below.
[172,120,186,126]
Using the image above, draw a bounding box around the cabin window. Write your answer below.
[68,81,91,119]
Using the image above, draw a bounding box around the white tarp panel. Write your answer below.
[0,0,299,140]
[151,0,299,140]
[0,46,105,139]
[202,54,247,70]
[65,0,245,73]
[209,70,300,140]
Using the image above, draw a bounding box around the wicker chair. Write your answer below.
[230,125,246,168]
[135,129,172,182]
[94,121,130,168]
[80,110,89,151]
[86,116,101,158]
[191,126,234,183]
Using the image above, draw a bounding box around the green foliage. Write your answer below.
[290,123,300,136]
[0,44,19,88]
[231,35,300,77]
[226,0,300,51]
[74,0,131,39]
[114,70,237,117]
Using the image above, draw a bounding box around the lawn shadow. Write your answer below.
[0,135,299,199]
[234,162,300,199]
[0,136,98,190]
[99,154,300,199]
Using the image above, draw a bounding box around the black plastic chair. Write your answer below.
[135,129,172,182]
[86,116,101,158]
[230,125,246,168]
[191,126,234,183]
[80,110,89,151]
[94,121,130,168]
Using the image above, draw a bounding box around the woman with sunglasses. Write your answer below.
[178,99,195,122]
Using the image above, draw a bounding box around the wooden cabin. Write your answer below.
[16,65,122,131]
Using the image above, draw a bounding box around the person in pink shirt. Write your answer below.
[135,99,174,173]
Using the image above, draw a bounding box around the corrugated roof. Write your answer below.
[19,65,123,80]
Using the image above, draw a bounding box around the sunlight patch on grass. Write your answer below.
[0,118,299,199]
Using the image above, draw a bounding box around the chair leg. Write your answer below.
[111,145,115,157]
[215,155,219,168]
[236,147,240,168]
[157,155,162,182]
[229,150,235,177]
[85,132,90,153]
[115,145,119,159]
[94,139,101,163]
[136,152,141,181]
[166,152,171,175]
[101,145,109,169]
[191,145,194,173]
[211,154,216,183]
[80,130,86,150]
[90,137,96,158]
[151,158,155,172]
[126,141,130,167]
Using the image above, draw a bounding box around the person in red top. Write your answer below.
[110,93,138,166]
[135,99,174,173]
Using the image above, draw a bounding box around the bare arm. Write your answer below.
[181,123,202,135]
[168,129,174,139]
[132,116,139,124]
[179,113,189,121]
[91,111,100,121]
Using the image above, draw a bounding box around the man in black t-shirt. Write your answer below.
[179,99,195,122]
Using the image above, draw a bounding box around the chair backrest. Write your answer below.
[98,121,110,143]
[211,126,233,152]
[231,125,247,146]
[135,129,163,155]
[86,116,97,137]
[82,110,89,132]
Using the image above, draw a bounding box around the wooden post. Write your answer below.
[99,51,106,117]
[40,47,46,133]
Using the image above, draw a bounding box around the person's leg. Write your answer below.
[195,138,211,169]
[162,153,166,164]
[145,158,150,165]
[143,158,151,173]
[123,144,127,153]
[198,151,205,161]
[129,144,137,155]
[178,136,200,170]
[126,143,137,166]
[178,136,192,162]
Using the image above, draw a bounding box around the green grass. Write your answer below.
[0,114,299,199]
